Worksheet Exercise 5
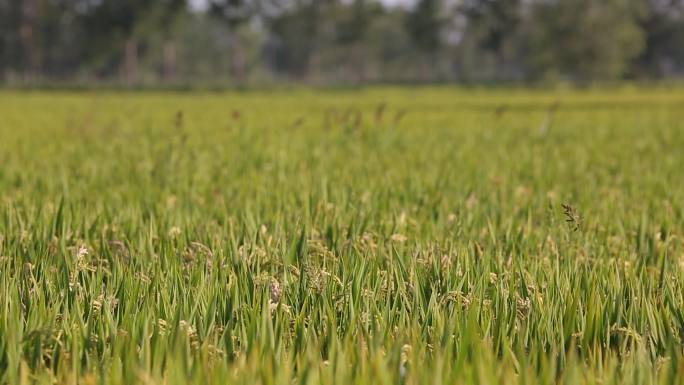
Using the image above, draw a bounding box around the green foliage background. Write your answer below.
[2,0,684,84]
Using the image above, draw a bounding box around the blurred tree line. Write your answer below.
[1,0,683,85]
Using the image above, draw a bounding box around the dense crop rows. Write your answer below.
[1,88,683,384]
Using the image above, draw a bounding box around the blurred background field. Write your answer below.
[1,0,684,86]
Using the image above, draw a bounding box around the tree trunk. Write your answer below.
[352,44,366,84]
[163,40,177,82]
[124,38,139,86]
[228,34,245,84]
[20,0,39,83]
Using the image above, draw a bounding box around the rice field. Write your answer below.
[0,87,683,384]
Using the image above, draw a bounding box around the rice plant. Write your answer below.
[0,88,683,384]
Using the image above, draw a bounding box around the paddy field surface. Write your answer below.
[0,87,683,384]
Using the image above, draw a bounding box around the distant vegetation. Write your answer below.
[1,0,684,85]
[0,88,683,384]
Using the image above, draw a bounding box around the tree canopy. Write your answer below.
[0,0,683,84]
